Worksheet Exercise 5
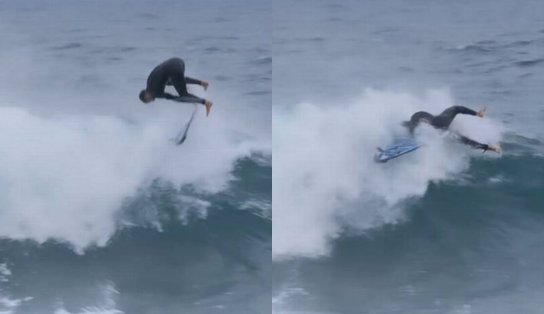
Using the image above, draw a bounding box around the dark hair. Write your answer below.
[139,90,147,103]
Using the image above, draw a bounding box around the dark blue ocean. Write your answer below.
[0,1,270,313]
[273,0,544,313]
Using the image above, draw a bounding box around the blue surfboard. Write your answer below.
[374,138,422,163]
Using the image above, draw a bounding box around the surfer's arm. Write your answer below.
[458,135,487,150]
[186,77,209,90]
[165,77,206,88]
[185,77,202,85]
[162,92,206,104]
[457,134,501,153]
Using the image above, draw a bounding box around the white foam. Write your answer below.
[0,104,263,252]
[273,89,503,259]
[0,264,11,281]
[54,282,122,314]
[0,15,270,252]
[0,263,32,314]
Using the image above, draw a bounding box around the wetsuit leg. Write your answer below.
[432,106,478,129]
[171,76,205,103]
[167,59,206,104]
[170,60,188,96]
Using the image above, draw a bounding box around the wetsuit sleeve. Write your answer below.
[452,106,477,116]
[185,77,202,85]
[458,135,489,151]
[160,92,205,104]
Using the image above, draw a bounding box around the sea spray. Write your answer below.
[273,89,503,259]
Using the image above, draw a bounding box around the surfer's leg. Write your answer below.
[171,64,189,97]
[172,77,189,96]
[171,76,207,106]
[171,60,204,97]
[432,106,478,129]
[170,59,212,115]
[171,75,212,115]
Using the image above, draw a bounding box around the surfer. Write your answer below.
[403,106,501,153]
[139,57,213,116]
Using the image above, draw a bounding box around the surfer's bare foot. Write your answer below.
[201,80,209,91]
[477,106,487,118]
[204,100,213,116]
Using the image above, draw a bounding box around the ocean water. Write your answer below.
[273,0,544,313]
[0,1,270,313]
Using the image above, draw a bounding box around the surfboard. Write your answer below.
[374,137,422,163]
[174,106,198,145]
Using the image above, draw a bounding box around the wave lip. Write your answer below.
[0,105,264,252]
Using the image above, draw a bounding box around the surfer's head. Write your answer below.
[139,90,155,103]
[402,120,417,134]
[403,111,434,134]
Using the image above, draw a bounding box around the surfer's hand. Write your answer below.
[201,80,209,91]
[477,106,487,118]
[487,144,501,154]
[204,100,213,116]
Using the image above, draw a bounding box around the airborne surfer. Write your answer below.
[139,57,213,116]
[403,105,501,153]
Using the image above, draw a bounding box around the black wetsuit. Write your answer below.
[404,106,491,151]
[146,58,205,104]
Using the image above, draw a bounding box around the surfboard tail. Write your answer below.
[175,105,199,146]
